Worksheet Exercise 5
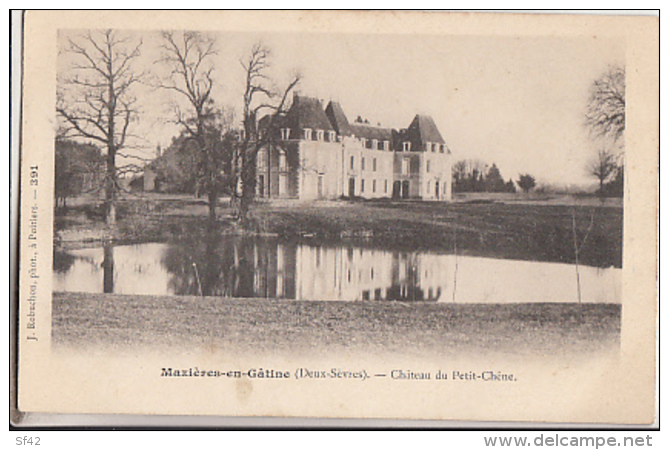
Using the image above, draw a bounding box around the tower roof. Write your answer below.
[284,95,334,132]
[407,114,445,144]
[324,101,352,136]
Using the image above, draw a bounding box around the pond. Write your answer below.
[53,236,621,304]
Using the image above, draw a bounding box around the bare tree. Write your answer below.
[586,65,625,143]
[585,66,625,198]
[589,148,618,196]
[236,43,300,221]
[452,159,488,193]
[57,30,143,226]
[158,31,233,221]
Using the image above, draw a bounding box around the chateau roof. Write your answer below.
[349,123,394,142]
[407,114,445,144]
[284,95,334,132]
[271,95,448,151]
[324,101,352,136]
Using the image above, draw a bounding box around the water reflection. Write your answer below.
[161,232,296,299]
[53,236,621,303]
[103,244,114,294]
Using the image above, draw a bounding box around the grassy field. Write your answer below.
[53,292,620,358]
[55,193,623,268]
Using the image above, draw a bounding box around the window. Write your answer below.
[383,140,389,151]
[303,128,312,140]
[384,180,388,193]
[401,158,410,175]
[361,179,365,193]
[328,131,336,142]
[361,157,365,171]
[427,160,431,173]
[373,179,376,192]
[350,156,355,170]
[439,144,445,153]
[280,128,291,140]
[403,141,411,152]
[373,158,377,172]
[427,181,431,194]
[279,152,287,170]
[257,150,267,167]
[360,138,366,148]
[317,130,324,141]
[426,142,431,152]
[372,139,378,150]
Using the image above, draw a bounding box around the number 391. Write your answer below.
[29,165,38,186]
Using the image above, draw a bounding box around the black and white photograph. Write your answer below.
[15,10,658,425]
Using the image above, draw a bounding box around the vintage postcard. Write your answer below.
[15,10,658,425]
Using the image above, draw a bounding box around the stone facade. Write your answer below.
[257,94,452,201]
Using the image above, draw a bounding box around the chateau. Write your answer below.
[256,94,452,201]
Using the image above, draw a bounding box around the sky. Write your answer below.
[58,30,624,187]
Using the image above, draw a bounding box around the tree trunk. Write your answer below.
[105,152,117,227]
[239,181,253,222]
[208,189,217,222]
[106,76,117,228]
[237,147,258,223]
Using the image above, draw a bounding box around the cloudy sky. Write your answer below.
[59,30,624,187]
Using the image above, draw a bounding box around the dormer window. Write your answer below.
[439,144,445,153]
[372,139,378,150]
[317,130,324,141]
[303,128,312,140]
[328,131,336,142]
[281,128,291,140]
[383,140,389,151]
[360,138,366,148]
[402,141,411,152]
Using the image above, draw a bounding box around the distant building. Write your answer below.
[257,94,452,201]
